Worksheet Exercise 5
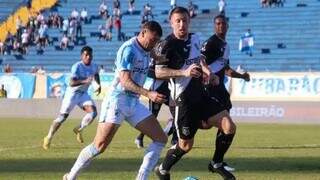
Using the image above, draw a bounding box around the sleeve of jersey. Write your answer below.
[153,40,171,69]
[70,63,79,79]
[116,46,134,71]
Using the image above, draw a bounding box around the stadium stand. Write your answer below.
[0,0,319,72]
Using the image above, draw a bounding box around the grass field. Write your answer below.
[0,118,320,180]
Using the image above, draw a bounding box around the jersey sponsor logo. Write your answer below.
[132,67,148,74]
[185,56,201,65]
[182,126,190,136]
[133,59,148,74]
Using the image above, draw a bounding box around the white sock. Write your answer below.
[68,143,99,179]
[79,113,94,131]
[136,141,165,180]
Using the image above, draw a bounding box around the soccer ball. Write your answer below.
[184,176,199,180]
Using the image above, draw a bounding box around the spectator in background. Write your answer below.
[38,21,48,49]
[62,18,69,35]
[0,40,4,55]
[99,0,108,18]
[261,0,269,8]
[36,12,45,28]
[37,66,46,74]
[69,18,77,42]
[71,8,79,19]
[143,3,154,21]
[0,84,7,98]
[13,38,23,54]
[98,24,108,41]
[16,16,24,41]
[4,32,14,55]
[60,34,70,50]
[114,16,122,41]
[188,0,197,18]
[80,7,89,23]
[112,0,121,17]
[239,29,254,56]
[76,18,82,38]
[170,0,176,9]
[128,0,135,14]
[218,0,226,15]
[30,66,39,73]
[52,12,62,28]
[4,64,13,73]
[106,15,113,40]
[21,29,30,54]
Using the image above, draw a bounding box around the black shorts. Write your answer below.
[174,96,225,140]
[149,81,170,117]
[205,84,232,111]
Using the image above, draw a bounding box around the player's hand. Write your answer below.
[242,72,250,82]
[147,91,166,104]
[184,64,202,78]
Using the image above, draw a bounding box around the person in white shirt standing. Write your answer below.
[43,46,101,150]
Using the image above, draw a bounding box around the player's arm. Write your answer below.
[200,56,219,85]
[69,77,93,87]
[93,73,101,94]
[117,46,165,103]
[225,65,250,81]
[119,70,166,103]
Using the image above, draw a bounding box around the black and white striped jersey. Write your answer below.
[154,33,205,104]
[201,34,230,85]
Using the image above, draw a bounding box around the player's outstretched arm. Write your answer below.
[69,76,93,87]
[155,64,202,79]
[119,70,166,103]
[225,65,250,81]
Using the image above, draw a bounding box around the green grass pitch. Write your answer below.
[0,118,320,180]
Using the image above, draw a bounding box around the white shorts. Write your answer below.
[99,97,152,127]
[60,92,95,114]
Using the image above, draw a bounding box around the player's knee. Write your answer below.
[178,141,193,152]
[54,114,68,123]
[223,118,236,135]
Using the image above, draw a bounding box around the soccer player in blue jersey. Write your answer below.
[43,46,101,150]
[63,21,167,180]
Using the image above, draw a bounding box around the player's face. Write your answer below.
[170,12,190,40]
[81,50,92,65]
[215,18,228,37]
[142,29,161,51]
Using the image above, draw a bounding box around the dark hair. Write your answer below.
[141,20,163,37]
[214,14,228,23]
[169,6,190,20]
[81,46,93,54]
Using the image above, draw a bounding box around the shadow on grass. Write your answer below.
[0,156,319,173]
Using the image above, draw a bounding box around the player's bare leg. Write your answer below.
[64,122,119,180]
[73,105,97,143]
[43,114,68,150]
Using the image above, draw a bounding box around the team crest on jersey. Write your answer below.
[201,42,207,52]
[182,126,190,136]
